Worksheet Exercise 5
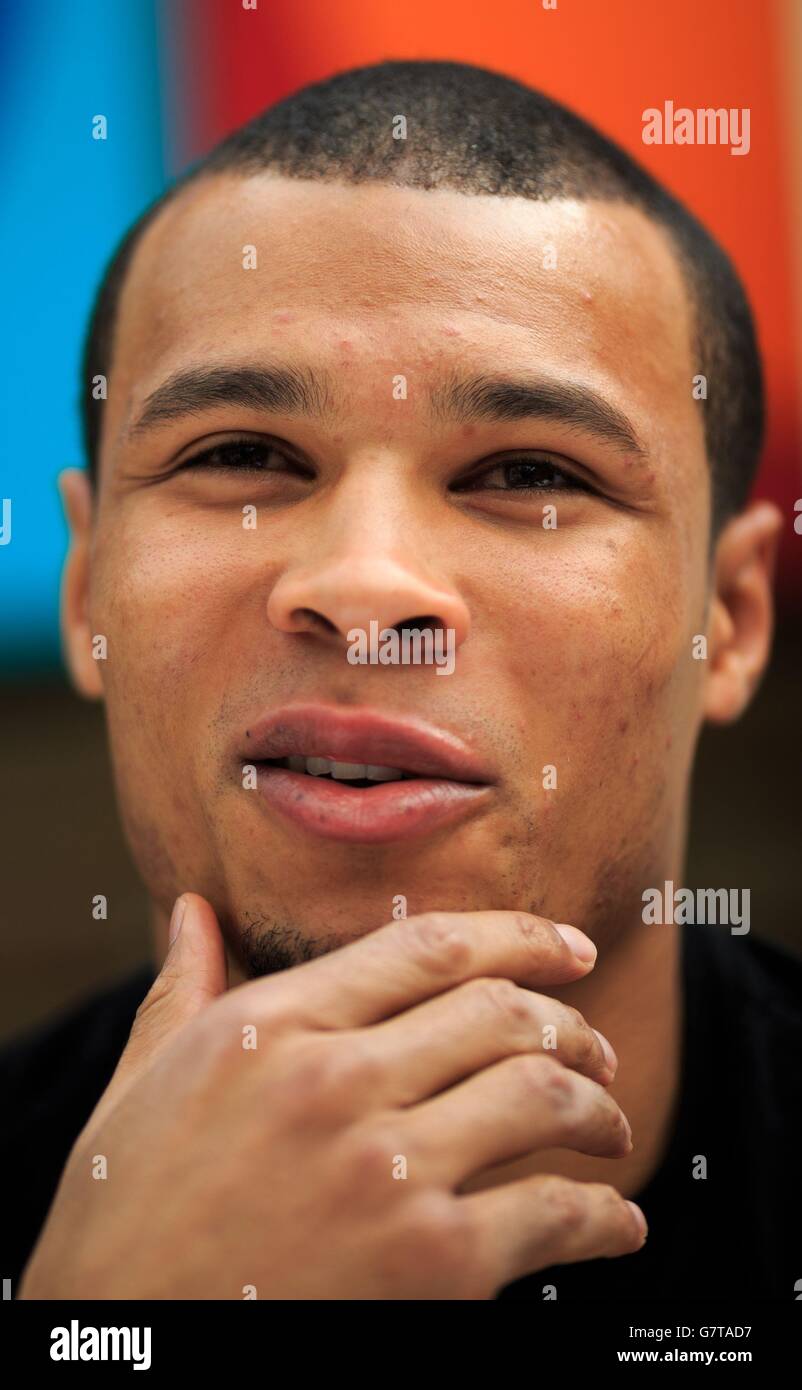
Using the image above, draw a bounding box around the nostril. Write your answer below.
[291,608,339,636]
[393,615,443,634]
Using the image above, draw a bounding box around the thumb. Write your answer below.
[156,891,229,1013]
[100,893,228,1110]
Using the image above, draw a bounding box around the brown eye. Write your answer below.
[456,456,590,494]
[177,439,303,475]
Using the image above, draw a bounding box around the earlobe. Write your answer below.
[701,501,784,725]
[59,468,104,700]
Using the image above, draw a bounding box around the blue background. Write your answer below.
[0,0,166,673]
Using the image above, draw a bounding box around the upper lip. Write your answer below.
[242,703,496,783]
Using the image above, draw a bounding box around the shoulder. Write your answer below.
[0,963,155,1129]
[0,965,154,1291]
[684,923,802,1103]
[686,922,802,1030]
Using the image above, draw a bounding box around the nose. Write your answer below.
[266,545,471,655]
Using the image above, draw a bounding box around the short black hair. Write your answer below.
[82,58,764,535]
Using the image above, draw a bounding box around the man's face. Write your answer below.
[80,174,712,973]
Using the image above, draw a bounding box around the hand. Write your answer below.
[18,896,646,1300]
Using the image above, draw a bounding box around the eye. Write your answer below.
[174,437,309,476]
[453,454,592,495]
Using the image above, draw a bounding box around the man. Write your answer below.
[5,59,800,1300]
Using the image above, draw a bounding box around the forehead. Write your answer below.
[112,172,697,439]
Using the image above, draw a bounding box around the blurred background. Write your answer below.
[1,0,800,1041]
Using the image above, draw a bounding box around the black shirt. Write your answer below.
[2,922,801,1299]
[501,921,802,1300]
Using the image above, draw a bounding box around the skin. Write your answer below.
[20,904,647,1299]
[29,173,781,1296]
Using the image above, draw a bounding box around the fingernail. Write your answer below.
[625,1200,648,1243]
[592,1028,618,1075]
[169,895,187,947]
[553,923,597,964]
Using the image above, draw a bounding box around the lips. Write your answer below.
[241,703,495,843]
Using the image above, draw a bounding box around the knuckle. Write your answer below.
[510,912,555,962]
[372,1192,474,1292]
[606,1098,631,1147]
[200,994,291,1063]
[300,1041,345,1096]
[344,1123,406,1188]
[277,1039,366,1120]
[399,1194,480,1285]
[515,1052,575,1107]
[327,1037,384,1094]
[540,1175,589,1235]
[232,980,298,1039]
[566,1011,600,1068]
[407,913,472,975]
[473,976,532,1027]
[560,1003,586,1032]
[510,911,592,976]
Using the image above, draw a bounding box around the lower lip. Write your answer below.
[254,766,493,843]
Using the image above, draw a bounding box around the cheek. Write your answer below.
[88,516,250,898]
[92,513,248,696]
[89,517,246,803]
[484,531,702,759]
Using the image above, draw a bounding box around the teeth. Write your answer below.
[279,756,406,782]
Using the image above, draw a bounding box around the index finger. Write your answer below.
[243,911,597,1029]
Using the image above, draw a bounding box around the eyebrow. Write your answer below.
[429,372,648,458]
[126,361,647,460]
[126,363,333,437]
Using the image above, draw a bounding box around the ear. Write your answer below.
[59,468,104,699]
[702,499,784,725]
